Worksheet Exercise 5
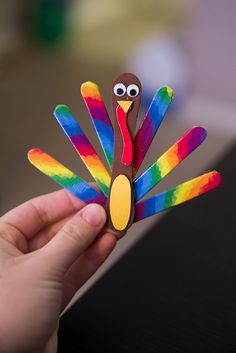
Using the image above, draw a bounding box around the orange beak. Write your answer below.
[117,100,133,113]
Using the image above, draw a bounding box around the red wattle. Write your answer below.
[116,106,133,166]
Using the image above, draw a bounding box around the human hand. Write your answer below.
[0,190,117,353]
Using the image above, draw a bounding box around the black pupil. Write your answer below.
[130,89,137,96]
[117,88,124,95]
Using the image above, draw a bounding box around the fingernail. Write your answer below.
[81,204,106,226]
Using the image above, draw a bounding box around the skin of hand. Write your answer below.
[0,189,117,353]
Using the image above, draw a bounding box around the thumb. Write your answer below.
[39,203,107,274]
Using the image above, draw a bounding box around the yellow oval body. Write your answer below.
[109,174,132,231]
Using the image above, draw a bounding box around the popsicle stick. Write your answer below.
[134,126,207,201]
[133,86,174,175]
[54,105,111,196]
[81,82,114,169]
[134,170,221,221]
[28,149,107,205]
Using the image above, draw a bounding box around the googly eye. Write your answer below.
[127,84,139,97]
[113,83,126,97]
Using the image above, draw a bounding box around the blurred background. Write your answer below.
[0,0,236,299]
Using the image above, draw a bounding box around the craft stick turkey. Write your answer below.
[28,73,222,236]
[107,73,141,231]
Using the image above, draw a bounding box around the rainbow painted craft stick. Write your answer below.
[134,170,221,221]
[28,149,106,205]
[54,104,111,196]
[134,126,207,202]
[133,86,174,175]
[81,82,114,169]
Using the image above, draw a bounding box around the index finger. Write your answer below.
[1,189,85,240]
